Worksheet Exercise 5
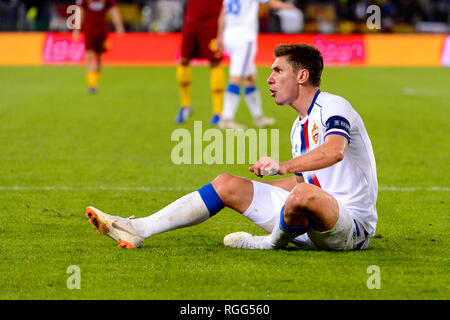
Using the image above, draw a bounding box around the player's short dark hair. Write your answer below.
[274,44,324,87]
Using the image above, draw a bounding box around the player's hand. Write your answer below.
[116,25,125,35]
[249,156,280,178]
[284,3,295,9]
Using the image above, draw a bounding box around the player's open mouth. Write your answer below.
[269,89,276,97]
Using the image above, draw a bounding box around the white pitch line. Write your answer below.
[0,186,448,192]
[380,186,450,191]
[0,186,194,192]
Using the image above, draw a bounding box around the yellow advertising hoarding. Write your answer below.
[0,33,45,65]
[366,34,445,66]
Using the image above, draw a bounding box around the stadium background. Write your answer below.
[0,0,449,66]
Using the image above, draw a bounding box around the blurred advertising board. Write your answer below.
[0,32,448,66]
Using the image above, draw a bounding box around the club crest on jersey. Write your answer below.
[312,123,319,144]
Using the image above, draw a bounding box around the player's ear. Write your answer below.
[297,69,309,85]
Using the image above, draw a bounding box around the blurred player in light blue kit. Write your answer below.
[216,0,295,129]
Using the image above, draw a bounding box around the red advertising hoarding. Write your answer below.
[40,33,367,66]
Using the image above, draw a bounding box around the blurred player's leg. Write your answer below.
[218,78,246,129]
[177,25,196,124]
[219,37,256,129]
[84,33,107,94]
[243,79,276,128]
[175,59,193,124]
[220,81,241,122]
[195,29,224,125]
[85,50,99,94]
[209,64,225,125]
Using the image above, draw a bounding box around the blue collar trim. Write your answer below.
[307,89,321,116]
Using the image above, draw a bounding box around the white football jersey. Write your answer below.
[290,90,378,235]
[223,0,268,40]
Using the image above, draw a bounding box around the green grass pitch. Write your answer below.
[0,65,448,300]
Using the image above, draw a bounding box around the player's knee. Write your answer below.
[210,61,220,68]
[289,184,317,211]
[211,173,245,202]
[283,195,309,226]
[245,74,256,86]
[229,76,243,86]
[180,57,190,66]
[212,173,234,196]
[283,186,317,225]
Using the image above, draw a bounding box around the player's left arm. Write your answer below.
[109,4,124,34]
[216,6,226,53]
[249,134,348,177]
[267,0,295,10]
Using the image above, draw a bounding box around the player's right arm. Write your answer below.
[216,6,226,53]
[109,4,124,34]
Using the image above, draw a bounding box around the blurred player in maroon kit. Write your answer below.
[175,0,225,125]
[73,0,124,94]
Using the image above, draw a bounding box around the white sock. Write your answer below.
[221,85,241,120]
[248,217,305,249]
[131,191,210,238]
[263,225,296,249]
[244,87,263,119]
[263,213,311,249]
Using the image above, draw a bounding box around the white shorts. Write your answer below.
[223,31,257,78]
[243,181,370,251]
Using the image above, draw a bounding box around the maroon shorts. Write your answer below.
[84,33,108,53]
[181,23,222,63]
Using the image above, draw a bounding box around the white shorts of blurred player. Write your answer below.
[243,180,371,251]
[223,31,257,78]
